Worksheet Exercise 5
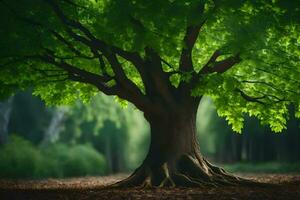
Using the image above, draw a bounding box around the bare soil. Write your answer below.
[0,174,300,200]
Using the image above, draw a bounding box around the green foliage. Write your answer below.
[61,93,130,142]
[0,135,106,179]
[223,162,300,174]
[6,90,149,174]
[43,143,107,177]
[197,96,234,156]
[191,0,300,132]
[0,0,299,133]
[0,135,45,178]
[60,93,149,171]
[198,97,300,163]
[9,91,51,144]
[33,82,98,106]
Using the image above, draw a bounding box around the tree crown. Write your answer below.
[0,0,300,132]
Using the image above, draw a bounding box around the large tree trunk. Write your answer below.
[114,99,248,188]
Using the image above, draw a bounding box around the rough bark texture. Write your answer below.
[113,101,253,188]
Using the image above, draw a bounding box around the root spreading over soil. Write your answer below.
[113,155,256,188]
[0,174,300,200]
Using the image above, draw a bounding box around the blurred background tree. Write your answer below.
[0,91,299,179]
[198,97,300,163]
[0,97,13,144]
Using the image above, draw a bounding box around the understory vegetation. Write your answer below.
[1,134,300,180]
[223,162,300,174]
[0,135,106,179]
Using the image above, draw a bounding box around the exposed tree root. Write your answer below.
[111,154,264,188]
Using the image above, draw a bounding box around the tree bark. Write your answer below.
[114,99,250,188]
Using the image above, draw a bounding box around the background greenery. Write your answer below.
[0,91,299,179]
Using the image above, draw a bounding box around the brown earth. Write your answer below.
[0,174,300,200]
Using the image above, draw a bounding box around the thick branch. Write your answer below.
[144,47,177,107]
[179,25,204,72]
[104,54,133,85]
[40,54,119,94]
[179,2,206,72]
[179,1,218,72]
[200,54,241,74]
[201,50,221,71]
[9,54,116,95]
[4,4,152,111]
[187,52,241,91]
[45,0,144,66]
[43,0,156,112]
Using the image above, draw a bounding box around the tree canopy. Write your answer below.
[0,0,300,132]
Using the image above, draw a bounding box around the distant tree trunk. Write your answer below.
[115,97,249,187]
[0,97,13,144]
[231,134,242,162]
[101,120,126,174]
[104,131,113,174]
[41,107,66,145]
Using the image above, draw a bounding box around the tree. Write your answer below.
[0,97,13,144]
[0,0,299,187]
[59,93,145,173]
[198,98,300,163]
[7,91,51,144]
[41,107,66,145]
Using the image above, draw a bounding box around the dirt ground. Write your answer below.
[0,174,300,200]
